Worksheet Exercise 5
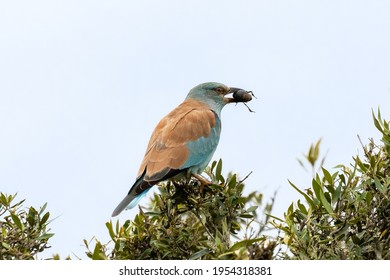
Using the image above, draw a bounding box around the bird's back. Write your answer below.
[137,98,221,182]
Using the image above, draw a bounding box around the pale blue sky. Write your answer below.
[1,0,389,259]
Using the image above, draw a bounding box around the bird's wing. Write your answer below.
[112,99,221,217]
[138,99,221,183]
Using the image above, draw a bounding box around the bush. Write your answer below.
[272,110,390,259]
[3,110,388,260]
[0,193,54,260]
[85,160,276,260]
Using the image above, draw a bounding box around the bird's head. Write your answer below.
[186,82,250,113]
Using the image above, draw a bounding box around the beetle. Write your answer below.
[228,88,256,112]
[233,89,253,102]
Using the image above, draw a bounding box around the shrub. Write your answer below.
[272,110,390,259]
[85,160,276,260]
[0,193,54,260]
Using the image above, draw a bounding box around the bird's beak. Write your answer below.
[224,87,246,103]
[223,87,239,103]
[225,86,256,112]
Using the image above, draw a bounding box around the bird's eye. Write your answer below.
[215,87,224,94]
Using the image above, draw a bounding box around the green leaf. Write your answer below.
[40,212,50,227]
[288,180,315,208]
[354,156,368,173]
[312,179,334,214]
[307,139,321,167]
[216,159,224,183]
[297,200,308,215]
[210,160,217,173]
[228,174,237,189]
[239,213,254,219]
[382,134,390,147]
[39,202,48,215]
[322,167,333,185]
[333,185,343,206]
[27,207,38,227]
[189,248,211,260]
[229,237,265,252]
[36,233,54,240]
[267,214,284,223]
[91,241,106,260]
[319,191,334,215]
[11,212,24,231]
[151,239,170,250]
[374,177,386,194]
[372,109,384,133]
[26,214,35,227]
[144,211,162,217]
[365,191,372,206]
[2,242,10,250]
[106,221,116,240]
[287,202,294,216]
[312,178,322,201]
[247,206,258,212]
[0,193,9,206]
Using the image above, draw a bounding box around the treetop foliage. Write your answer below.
[272,109,390,259]
[85,159,276,260]
[0,193,54,260]
[1,109,389,260]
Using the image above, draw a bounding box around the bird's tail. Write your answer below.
[111,188,150,217]
[111,171,153,217]
[111,168,184,217]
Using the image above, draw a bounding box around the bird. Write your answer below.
[112,82,251,217]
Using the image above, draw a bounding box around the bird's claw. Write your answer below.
[192,173,213,186]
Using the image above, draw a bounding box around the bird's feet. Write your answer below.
[191,173,213,186]
[191,173,223,193]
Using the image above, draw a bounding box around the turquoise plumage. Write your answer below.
[112,82,249,216]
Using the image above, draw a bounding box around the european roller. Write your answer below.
[112,82,252,217]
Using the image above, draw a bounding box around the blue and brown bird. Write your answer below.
[112,82,253,216]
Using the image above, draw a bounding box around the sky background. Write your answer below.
[1,0,389,259]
